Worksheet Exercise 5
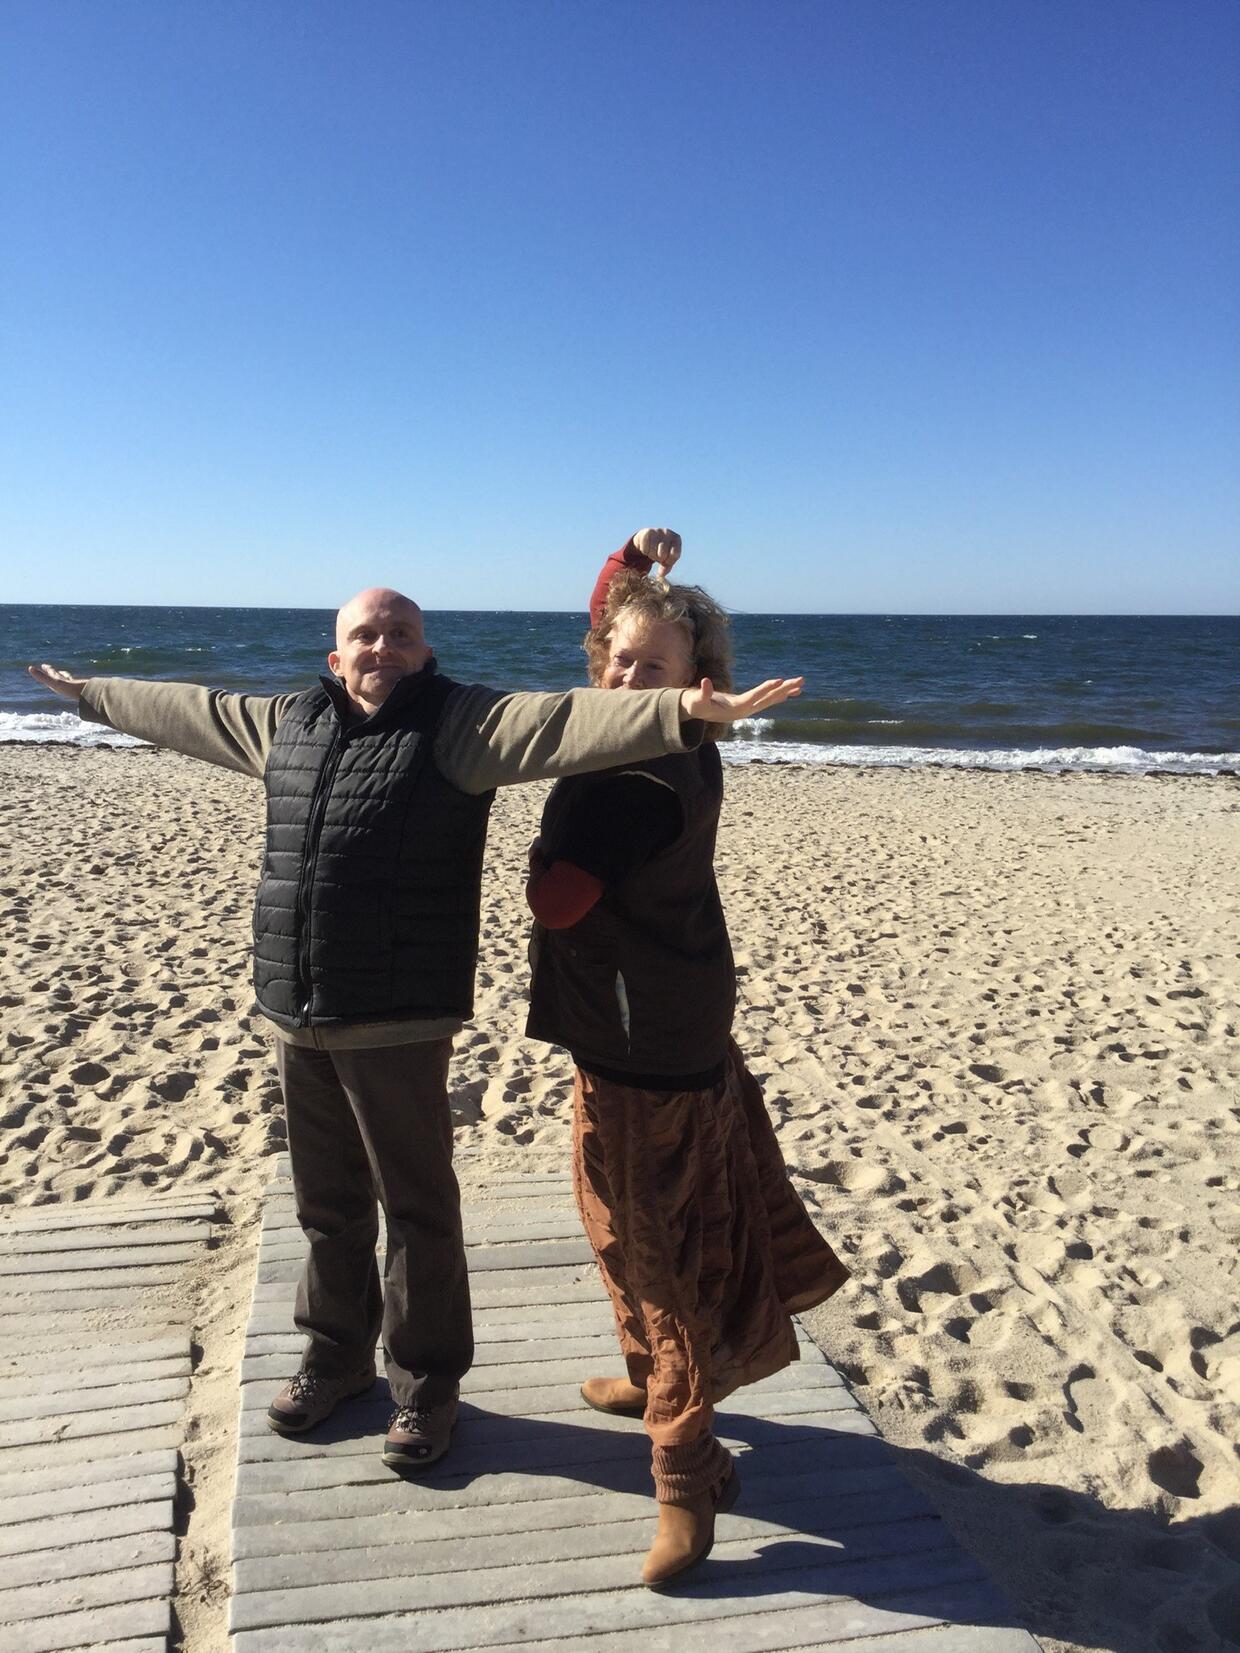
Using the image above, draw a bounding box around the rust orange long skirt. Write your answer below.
[572,1039,849,1487]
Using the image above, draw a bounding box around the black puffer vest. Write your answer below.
[252,664,494,1030]
[525,746,735,1079]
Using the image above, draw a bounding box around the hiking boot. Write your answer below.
[642,1465,741,1588]
[580,1376,647,1416]
[383,1393,458,1471]
[266,1366,376,1435]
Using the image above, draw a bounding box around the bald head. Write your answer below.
[335,587,424,651]
[329,587,433,716]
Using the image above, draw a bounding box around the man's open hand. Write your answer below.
[680,676,803,725]
[28,664,87,703]
[632,527,682,576]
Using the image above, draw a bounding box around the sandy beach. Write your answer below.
[2,742,1238,1652]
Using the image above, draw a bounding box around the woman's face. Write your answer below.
[600,612,696,690]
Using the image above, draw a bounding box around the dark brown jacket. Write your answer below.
[526,747,736,1080]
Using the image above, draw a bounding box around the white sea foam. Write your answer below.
[0,711,147,748]
[2,710,1235,775]
[721,739,1240,775]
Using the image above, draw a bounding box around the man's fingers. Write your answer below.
[743,676,802,709]
[28,662,85,702]
[755,676,802,709]
[683,674,802,723]
[732,677,803,718]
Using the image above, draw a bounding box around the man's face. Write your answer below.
[329,591,432,713]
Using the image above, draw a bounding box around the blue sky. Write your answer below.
[2,0,1236,613]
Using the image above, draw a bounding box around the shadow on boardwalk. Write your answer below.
[265,1383,1240,1653]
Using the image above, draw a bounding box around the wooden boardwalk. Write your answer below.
[231,1166,1040,1652]
[0,1190,216,1653]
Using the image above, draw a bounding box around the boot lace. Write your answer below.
[388,1403,434,1432]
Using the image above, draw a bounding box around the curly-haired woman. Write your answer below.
[525,529,848,1586]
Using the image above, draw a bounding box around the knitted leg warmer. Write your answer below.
[651,1433,734,1505]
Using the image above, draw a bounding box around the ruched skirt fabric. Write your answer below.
[572,1039,849,1501]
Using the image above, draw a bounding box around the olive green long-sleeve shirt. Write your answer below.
[79,673,702,1048]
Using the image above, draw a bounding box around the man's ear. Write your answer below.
[327,650,342,676]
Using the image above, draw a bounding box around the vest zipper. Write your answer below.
[294,724,349,1025]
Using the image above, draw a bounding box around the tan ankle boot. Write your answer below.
[641,1494,714,1586]
[580,1376,647,1416]
[641,1468,740,1588]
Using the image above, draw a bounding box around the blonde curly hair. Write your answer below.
[584,570,734,691]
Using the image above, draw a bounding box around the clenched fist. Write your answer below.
[632,528,682,576]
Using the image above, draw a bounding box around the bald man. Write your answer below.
[31,580,801,1471]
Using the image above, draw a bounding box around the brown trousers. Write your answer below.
[277,1038,472,1409]
[573,1041,849,1501]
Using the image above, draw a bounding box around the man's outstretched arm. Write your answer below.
[435,675,803,795]
[28,664,297,779]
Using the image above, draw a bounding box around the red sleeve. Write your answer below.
[588,538,653,629]
[526,859,606,928]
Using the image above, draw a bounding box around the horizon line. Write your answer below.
[1,601,1237,620]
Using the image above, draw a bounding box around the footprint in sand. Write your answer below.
[68,1060,110,1086]
[151,1071,197,1102]
[840,1229,905,1286]
[1061,1362,1098,1434]
[493,1118,535,1145]
[799,1159,906,1197]
[1188,1325,1228,1381]
[1147,1437,1204,1500]
[896,1258,978,1316]
[0,1098,36,1130]
[167,1131,206,1169]
[63,1125,102,1144]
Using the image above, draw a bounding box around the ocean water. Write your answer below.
[1,605,1236,774]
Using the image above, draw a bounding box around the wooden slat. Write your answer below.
[227,1169,1037,1653]
[0,1192,211,1653]
[0,1244,201,1277]
[0,1222,211,1256]
[0,1201,216,1234]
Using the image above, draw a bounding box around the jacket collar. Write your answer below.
[320,658,440,731]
